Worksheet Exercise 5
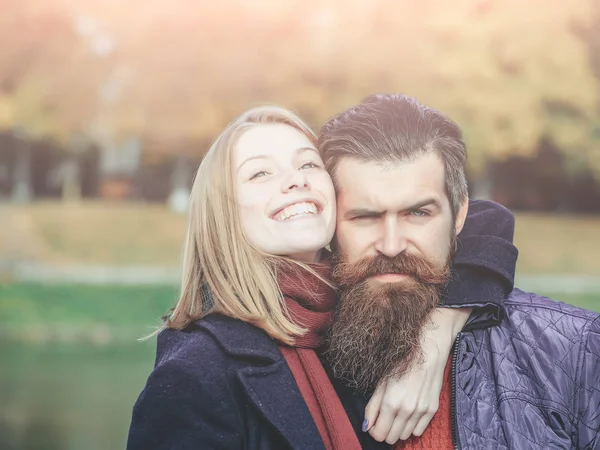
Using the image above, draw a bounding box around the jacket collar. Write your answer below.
[193,314,326,450]
[193,313,282,362]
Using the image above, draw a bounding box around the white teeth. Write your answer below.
[273,202,318,221]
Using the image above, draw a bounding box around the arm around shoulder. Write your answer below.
[127,334,244,450]
[442,199,518,309]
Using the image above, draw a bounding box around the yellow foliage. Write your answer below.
[0,0,598,176]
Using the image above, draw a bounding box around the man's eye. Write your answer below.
[300,162,319,170]
[249,171,268,180]
[411,209,429,217]
[351,215,378,221]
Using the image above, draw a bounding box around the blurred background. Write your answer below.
[1,0,599,449]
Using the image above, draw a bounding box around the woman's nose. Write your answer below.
[282,170,310,192]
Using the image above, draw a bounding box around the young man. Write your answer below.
[319,94,600,449]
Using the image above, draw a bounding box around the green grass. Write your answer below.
[0,283,178,344]
[0,283,597,344]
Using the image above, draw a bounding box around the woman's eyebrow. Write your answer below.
[296,147,320,156]
[237,155,269,172]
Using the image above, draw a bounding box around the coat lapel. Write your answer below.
[196,314,325,450]
[237,362,325,450]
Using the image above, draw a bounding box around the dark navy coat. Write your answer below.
[126,314,380,449]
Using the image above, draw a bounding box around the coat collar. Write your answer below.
[193,313,282,362]
[193,314,326,450]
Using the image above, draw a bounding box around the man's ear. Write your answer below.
[454,198,469,235]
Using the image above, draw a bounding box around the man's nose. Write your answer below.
[282,169,310,192]
[374,219,408,258]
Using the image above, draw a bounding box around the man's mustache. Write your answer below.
[332,252,449,288]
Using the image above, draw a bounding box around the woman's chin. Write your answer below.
[283,242,329,263]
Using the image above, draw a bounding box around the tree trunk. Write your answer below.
[470,164,493,200]
[471,177,492,200]
[168,153,192,213]
[61,157,82,202]
[11,140,32,203]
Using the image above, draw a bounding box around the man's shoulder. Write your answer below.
[502,288,600,336]
[506,288,599,319]
[470,289,600,382]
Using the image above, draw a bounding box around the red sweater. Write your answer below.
[394,357,454,450]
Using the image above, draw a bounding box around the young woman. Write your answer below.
[127,106,516,450]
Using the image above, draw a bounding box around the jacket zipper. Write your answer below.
[451,332,462,450]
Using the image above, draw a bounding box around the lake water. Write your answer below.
[0,342,157,450]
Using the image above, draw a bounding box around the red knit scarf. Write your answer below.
[277,262,362,450]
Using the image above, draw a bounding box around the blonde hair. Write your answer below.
[165,106,328,345]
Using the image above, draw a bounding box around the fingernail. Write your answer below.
[362,419,369,432]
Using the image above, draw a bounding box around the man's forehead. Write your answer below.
[336,153,444,187]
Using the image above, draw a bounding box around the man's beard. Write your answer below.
[324,247,452,395]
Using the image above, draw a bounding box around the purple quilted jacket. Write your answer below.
[451,288,600,449]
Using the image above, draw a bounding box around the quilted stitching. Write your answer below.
[577,316,600,448]
[454,289,600,449]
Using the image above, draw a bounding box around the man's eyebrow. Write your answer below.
[402,198,442,213]
[343,208,383,220]
[343,198,442,220]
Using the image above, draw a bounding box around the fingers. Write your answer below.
[385,410,416,444]
[370,399,439,444]
[364,381,385,431]
[412,411,436,437]
[368,391,415,442]
[368,399,402,442]
[399,401,438,442]
[384,417,405,445]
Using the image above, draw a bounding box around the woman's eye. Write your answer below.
[300,162,319,170]
[249,170,268,180]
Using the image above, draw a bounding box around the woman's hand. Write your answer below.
[364,307,471,444]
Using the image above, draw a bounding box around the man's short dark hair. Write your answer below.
[318,94,468,218]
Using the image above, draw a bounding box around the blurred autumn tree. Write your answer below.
[0,0,598,203]
[0,1,111,201]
